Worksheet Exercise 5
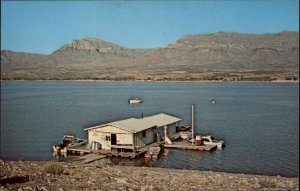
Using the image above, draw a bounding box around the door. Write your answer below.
[111,134,117,145]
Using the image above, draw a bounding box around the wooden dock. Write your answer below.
[108,142,161,158]
[66,142,161,159]
[78,153,107,164]
[163,141,217,151]
[67,147,92,155]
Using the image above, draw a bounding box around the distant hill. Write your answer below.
[1,31,299,81]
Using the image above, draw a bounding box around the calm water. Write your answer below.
[1,81,299,177]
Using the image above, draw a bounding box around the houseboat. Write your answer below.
[84,113,182,157]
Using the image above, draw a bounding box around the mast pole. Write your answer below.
[192,104,194,145]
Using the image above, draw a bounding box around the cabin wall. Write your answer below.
[86,121,180,150]
[87,125,133,150]
[88,130,110,150]
[167,123,177,135]
[136,128,155,145]
[134,123,178,146]
[155,123,178,139]
[154,127,164,141]
[116,133,133,145]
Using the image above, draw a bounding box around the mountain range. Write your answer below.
[1,31,299,81]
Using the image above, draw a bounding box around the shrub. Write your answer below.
[42,162,64,175]
[258,178,276,188]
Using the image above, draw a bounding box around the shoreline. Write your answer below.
[0,159,298,190]
[1,79,299,83]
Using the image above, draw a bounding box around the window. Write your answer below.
[142,130,146,138]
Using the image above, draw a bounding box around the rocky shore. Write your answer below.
[0,159,298,191]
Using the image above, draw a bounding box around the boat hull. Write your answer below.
[145,146,161,159]
[179,132,191,140]
[52,145,67,153]
[203,141,224,149]
[128,98,143,104]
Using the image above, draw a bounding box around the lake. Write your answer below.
[1,81,299,177]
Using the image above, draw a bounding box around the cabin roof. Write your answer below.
[84,113,182,133]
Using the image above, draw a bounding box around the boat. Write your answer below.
[201,135,224,149]
[68,137,87,148]
[177,125,191,139]
[177,125,191,132]
[128,98,143,104]
[179,131,191,140]
[52,144,68,153]
[145,146,161,159]
[52,135,87,153]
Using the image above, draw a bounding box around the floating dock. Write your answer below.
[59,129,216,159]
[163,141,217,151]
[161,132,217,151]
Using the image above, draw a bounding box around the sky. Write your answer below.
[1,0,299,54]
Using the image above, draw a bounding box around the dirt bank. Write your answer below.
[0,159,298,191]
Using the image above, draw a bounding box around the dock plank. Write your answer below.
[78,153,107,164]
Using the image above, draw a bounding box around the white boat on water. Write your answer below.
[189,135,224,149]
[128,98,143,104]
[201,135,224,149]
[52,135,87,153]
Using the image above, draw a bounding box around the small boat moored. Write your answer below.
[52,144,67,153]
[128,98,143,104]
[145,146,161,159]
[52,135,87,154]
[201,135,224,149]
[179,132,191,140]
[177,125,191,132]
[177,125,191,140]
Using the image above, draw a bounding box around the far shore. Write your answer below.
[1,79,299,83]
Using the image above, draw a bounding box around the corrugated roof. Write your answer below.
[85,113,182,133]
[109,118,156,133]
[142,113,182,128]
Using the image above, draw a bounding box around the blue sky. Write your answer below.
[1,0,299,54]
